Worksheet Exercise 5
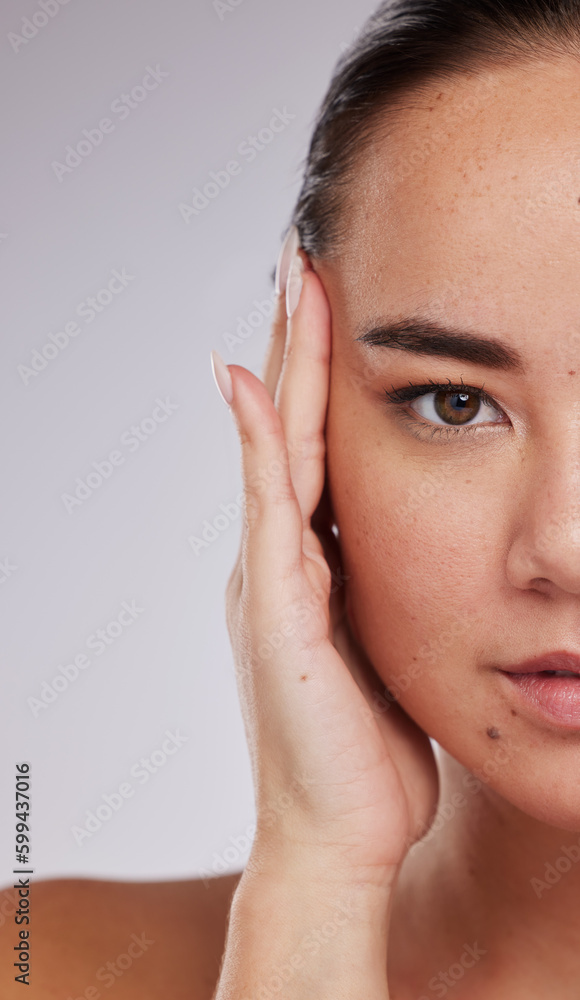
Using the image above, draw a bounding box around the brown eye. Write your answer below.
[433,389,481,424]
[410,388,503,428]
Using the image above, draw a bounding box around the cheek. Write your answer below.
[333,470,479,676]
[326,439,580,830]
[325,399,495,697]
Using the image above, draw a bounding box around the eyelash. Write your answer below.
[383,377,509,441]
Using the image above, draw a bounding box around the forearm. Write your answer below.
[214,858,392,999]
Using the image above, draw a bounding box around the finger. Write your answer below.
[226,362,303,588]
[275,261,332,524]
[227,228,297,607]
[225,226,300,611]
[261,226,299,399]
[261,292,289,400]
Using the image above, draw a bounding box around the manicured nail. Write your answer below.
[275,225,299,296]
[210,350,233,406]
[286,254,304,319]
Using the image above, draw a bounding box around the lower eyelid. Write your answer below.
[398,411,505,444]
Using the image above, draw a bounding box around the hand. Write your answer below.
[220,233,439,892]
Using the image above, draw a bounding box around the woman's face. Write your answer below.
[318,55,580,829]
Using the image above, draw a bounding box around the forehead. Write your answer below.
[335,57,580,344]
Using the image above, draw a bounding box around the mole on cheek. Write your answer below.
[486,726,500,739]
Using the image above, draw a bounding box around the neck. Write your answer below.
[388,747,580,998]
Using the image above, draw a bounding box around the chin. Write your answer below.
[429,718,580,834]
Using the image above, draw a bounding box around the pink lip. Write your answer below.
[496,651,580,727]
[499,651,580,676]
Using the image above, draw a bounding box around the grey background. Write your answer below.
[0,0,380,881]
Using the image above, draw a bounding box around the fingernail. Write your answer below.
[275,225,299,296]
[286,253,304,319]
[210,350,233,407]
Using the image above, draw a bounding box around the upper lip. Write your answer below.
[498,651,580,675]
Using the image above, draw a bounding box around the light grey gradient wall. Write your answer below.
[0,0,380,882]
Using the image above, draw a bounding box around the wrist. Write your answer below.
[246,827,401,897]
[216,864,392,1000]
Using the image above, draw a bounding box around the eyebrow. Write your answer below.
[355,316,526,373]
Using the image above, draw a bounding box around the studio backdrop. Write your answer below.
[0,0,380,883]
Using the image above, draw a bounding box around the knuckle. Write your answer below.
[242,455,295,520]
[290,431,325,466]
[238,426,252,449]
[267,479,298,507]
[242,482,263,527]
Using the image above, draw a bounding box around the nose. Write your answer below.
[505,435,580,597]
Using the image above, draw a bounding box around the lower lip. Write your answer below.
[499,671,580,727]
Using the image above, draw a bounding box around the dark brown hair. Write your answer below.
[291,0,580,259]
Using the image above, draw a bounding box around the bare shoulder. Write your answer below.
[0,870,244,999]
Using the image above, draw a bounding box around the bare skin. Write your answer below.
[5,53,580,1000]
[319,53,580,998]
[0,874,242,999]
